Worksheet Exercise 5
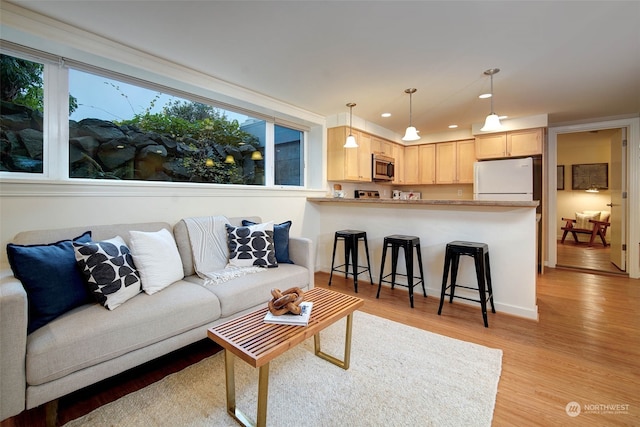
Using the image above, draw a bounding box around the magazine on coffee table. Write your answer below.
[264,302,313,326]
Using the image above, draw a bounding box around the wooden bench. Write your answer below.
[561,217,611,247]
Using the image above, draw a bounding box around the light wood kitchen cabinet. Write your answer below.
[435,142,456,183]
[402,144,435,185]
[371,136,393,156]
[419,144,436,184]
[403,145,420,184]
[391,143,404,184]
[456,139,476,183]
[475,128,543,159]
[508,128,543,157]
[435,139,475,184]
[327,126,372,182]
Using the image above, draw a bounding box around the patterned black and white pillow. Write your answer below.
[74,236,141,310]
[226,223,277,268]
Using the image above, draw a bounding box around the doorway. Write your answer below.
[555,129,626,275]
[547,117,639,279]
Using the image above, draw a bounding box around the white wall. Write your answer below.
[0,181,325,268]
[311,201,539,320]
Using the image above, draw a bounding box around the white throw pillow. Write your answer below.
[129,228,184,294]
[575,212,600,230]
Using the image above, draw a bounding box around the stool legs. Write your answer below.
[329,231,371,293]
[485,252,496,314]
[376,242,388,299]
[349,235,358,293]
[438,244,494,328]
[363,235,374,286]
[328,235,340,287]
[437,248,451,316]
[377,238,426,308]
[416,245,427,297]
[473,253,489,327]
[405,244,414,308]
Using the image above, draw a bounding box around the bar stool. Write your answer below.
[376,235,426,308]
[437,241,495,327]
[328,230,373,293]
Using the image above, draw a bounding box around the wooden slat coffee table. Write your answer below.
[207,287,364,427]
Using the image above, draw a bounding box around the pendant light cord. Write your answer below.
[490,74,494,114]
[409,91,413,126]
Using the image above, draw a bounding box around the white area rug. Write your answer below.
[63,312,502,427]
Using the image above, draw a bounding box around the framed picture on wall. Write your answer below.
[571,163,608,190]
[557,165,564,190]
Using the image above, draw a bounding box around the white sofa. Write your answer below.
[0,216,314,422]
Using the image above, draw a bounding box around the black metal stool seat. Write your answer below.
[376,234,426,308]
[328,229,373,293]
[438,240,495,327]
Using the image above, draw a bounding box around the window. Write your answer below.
[0,53,45,174]
[274,125,304,186]
[68,68,267,185]
[1,44,307,187]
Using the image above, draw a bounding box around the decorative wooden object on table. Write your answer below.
[267,287,304,315]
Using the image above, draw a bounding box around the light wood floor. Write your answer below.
[2,269,638,426]
[556,239,626,275]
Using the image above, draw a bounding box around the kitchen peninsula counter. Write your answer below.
[307,197,538,208]
[308,196,539,321]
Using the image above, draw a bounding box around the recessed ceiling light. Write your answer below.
[381,112,391,118]
[478,93,492,99]
[448,124,458,129]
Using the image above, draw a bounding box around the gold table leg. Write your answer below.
[224,349,270,427]
[314,312,354,370]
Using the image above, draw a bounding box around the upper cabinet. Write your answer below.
[475,128,544,159]
[419,144,436,184]
[371,136,393,157]
[327,126,372,182]
[403,145,420,185]
[435,139,476,184]
[391,143,405,185]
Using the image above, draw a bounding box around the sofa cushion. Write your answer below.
[25,280,221,386]
[73,236,141,310]
[242,220,293,264]
[187,263,309,318]
[7,232,92,333]
[226,223,277,268]
[129,229,184,294]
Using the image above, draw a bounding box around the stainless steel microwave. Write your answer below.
[372,154,394,181]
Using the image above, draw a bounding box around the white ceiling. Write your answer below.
[8,1,640,137]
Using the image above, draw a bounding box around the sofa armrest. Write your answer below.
[0,270,28,421]
[288,237,315,289]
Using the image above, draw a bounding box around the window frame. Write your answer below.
[1,43,310,189]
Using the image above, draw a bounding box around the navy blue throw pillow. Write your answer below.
[242,220,293,264]
[7,231,92,333]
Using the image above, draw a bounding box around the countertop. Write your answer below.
[307,197,539,208]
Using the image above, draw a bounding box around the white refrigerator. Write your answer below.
[473,157,533,201]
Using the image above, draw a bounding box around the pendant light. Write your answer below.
[480,68,502,132]
[402,88,420,141]
[585,183,599,193]
[251,150,263,160]
[344,103,358,148]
